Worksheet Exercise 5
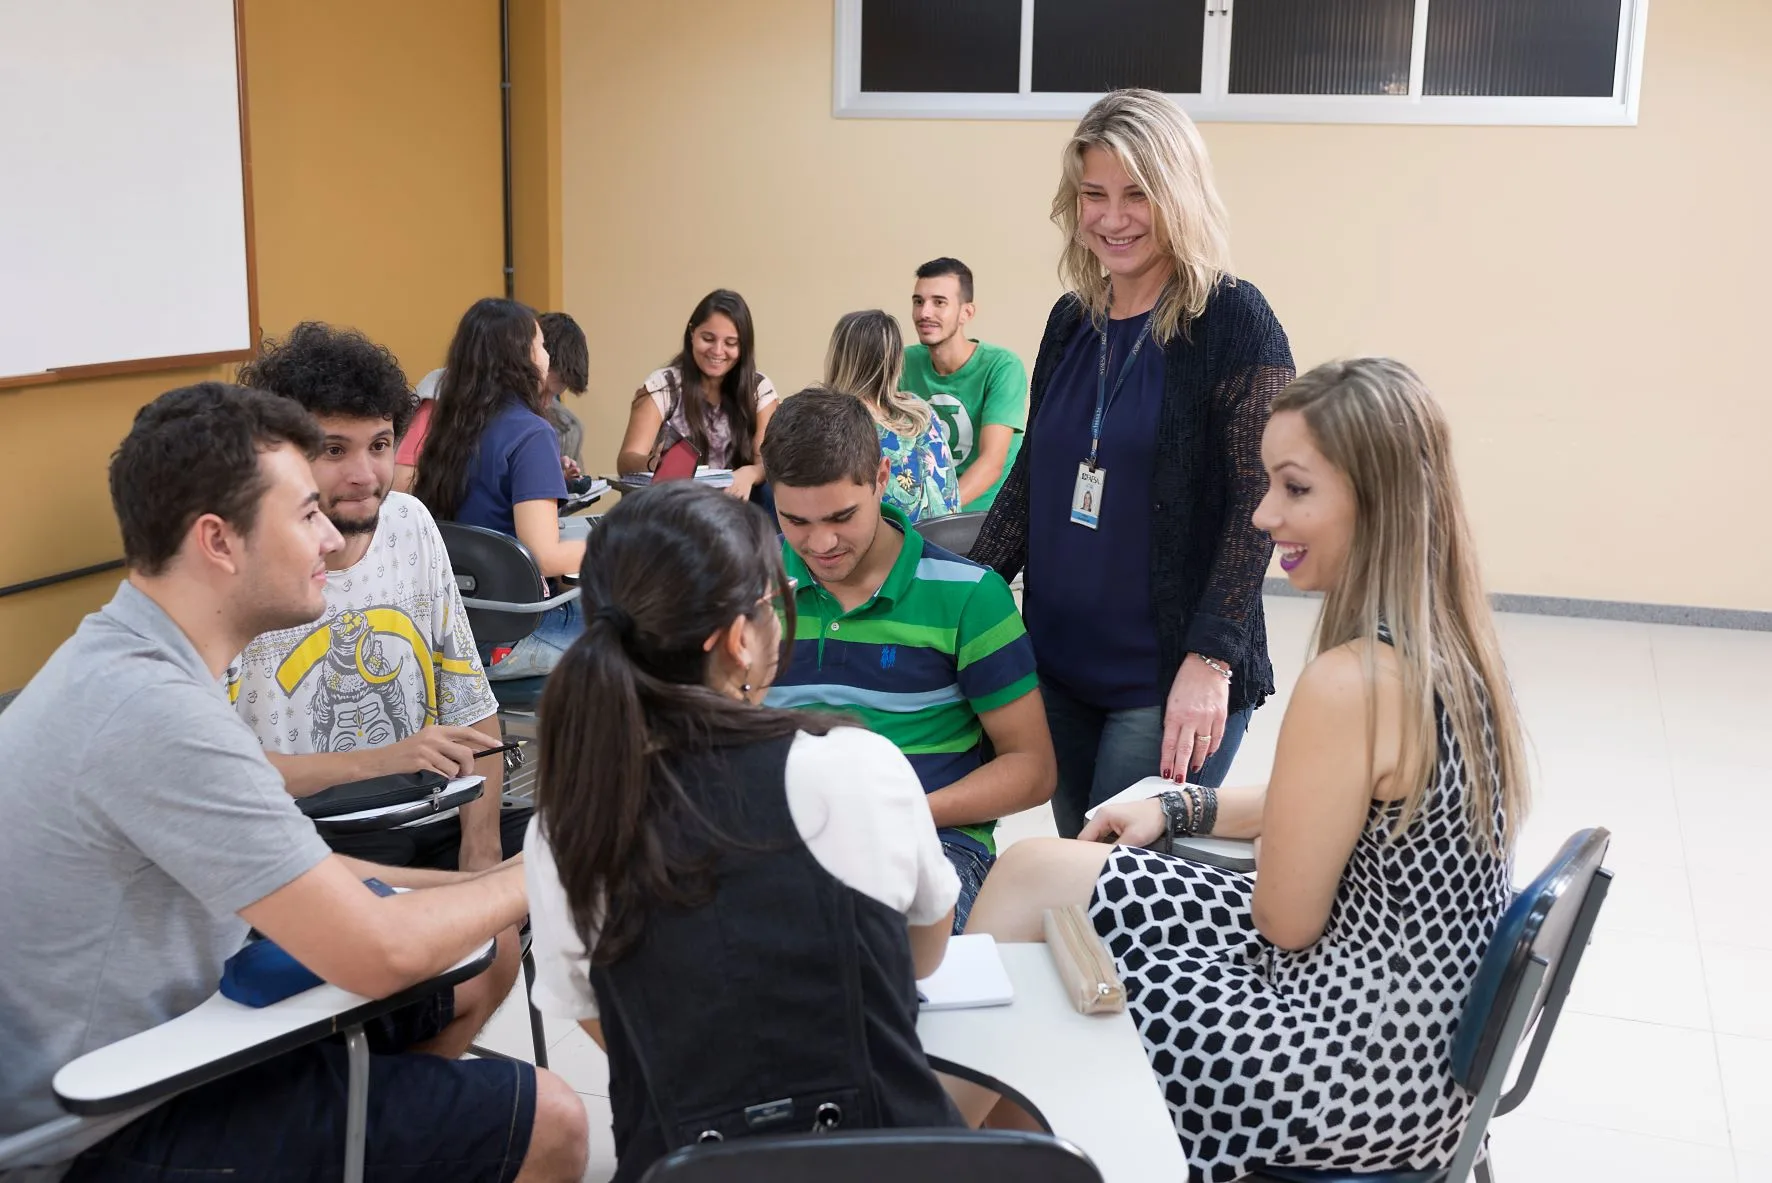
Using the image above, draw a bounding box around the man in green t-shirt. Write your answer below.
[901,257,1029,513]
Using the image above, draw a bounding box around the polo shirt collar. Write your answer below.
[784,501,924,613]
[104,578,214,685]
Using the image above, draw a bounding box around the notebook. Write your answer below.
[915,933,1014,1011]
[1082,775,1177,821]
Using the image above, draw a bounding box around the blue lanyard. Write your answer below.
[1089,313,1153,469]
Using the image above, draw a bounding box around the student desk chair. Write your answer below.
[1086,784,1260,873]
[917,942,1189,1182]
[1251,828,1613,1183]
[0,940,496,1183]
[437,521,582,732]
[640,1128,1103,1183]
[307,776,550,1069]
[913,510,989,559]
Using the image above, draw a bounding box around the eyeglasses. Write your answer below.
[764,576,799,623]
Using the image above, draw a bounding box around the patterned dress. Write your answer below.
[1090,701,1512,1182]
[876,413,962,524]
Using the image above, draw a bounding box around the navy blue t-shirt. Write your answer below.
[1024,310,1165,710]
[455,401,567,536]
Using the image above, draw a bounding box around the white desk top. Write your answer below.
[54,939,495,1114]
[917,941,1184,1183]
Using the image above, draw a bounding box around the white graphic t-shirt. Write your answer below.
[227,492,498,754]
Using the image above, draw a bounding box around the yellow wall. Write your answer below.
[0,0,511,690]
[510,0,565,314]
[559,0,1771,612]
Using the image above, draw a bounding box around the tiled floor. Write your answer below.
[476,595,1772,1182]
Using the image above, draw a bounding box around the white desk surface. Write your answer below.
[54,940,495,1112]
[917,941,1184,1183]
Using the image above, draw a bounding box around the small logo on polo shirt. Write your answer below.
[880,645,897,670]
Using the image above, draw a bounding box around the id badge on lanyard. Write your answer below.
[1071,315,1153,530]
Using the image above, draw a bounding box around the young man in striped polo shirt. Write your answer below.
[762,388,1056,931]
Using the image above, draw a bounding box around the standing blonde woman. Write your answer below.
[825,310,961,524]
[964,359,1529,1182]
[972,89,1294,836]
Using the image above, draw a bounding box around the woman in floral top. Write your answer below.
[823,310,961,523]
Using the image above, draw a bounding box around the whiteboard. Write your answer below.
[0,0,253,382]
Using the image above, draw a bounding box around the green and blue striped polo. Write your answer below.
[766,503,1038,854]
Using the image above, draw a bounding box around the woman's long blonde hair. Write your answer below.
[1052,88,1232,345]
[1276,359,1528,853]
[824,310,932,438]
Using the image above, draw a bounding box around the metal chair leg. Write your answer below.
[523,945,548,1068]
[343,1025,370,1183]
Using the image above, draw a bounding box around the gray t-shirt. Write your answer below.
[0,581,331,1173]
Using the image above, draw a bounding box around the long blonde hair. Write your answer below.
[824,310,931,438]
[1275,358,1528,853]
[1052,88,1232,345]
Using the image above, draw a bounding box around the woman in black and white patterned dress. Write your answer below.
[963,358,1531,1182]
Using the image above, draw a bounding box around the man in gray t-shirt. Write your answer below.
[0,383,585,1182]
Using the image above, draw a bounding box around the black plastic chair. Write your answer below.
[914,510,989,558]
[1253,827,1614,1183]
[436,521,582,1068]
[437,521,580,721]
[639,1128,1102,1183]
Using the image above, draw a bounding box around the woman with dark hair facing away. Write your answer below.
[971,89,1295,837]
[961,359,1529,1182]
[414,297,583,679]
[523,481,964,1180]
[616,289,777,500]
[825,309,961,523]
[394,310,590,493]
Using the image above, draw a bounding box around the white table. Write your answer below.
[54,939,496,1114]
[917,941,1185,1183]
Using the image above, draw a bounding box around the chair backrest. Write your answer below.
[639,1128,1101,1183]
[1451,827,1612,1094]
[436,521,550,647]
[914,510,988,558]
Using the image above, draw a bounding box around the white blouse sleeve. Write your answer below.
[783,728,960,927]
[643,367,677,417]
[754,373,779,410]
[522,814,603,1021]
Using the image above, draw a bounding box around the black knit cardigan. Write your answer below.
[971,279,1295,714]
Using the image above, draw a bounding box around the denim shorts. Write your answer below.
[484,599,583,681]
[63,991,535,1183]
[941,832,996,934]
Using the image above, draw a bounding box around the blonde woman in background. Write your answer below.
[970,88,1295,838]
[825,310,961,524]
[963,358,1529,1183]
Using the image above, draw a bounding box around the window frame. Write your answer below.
[832,0,1649,126]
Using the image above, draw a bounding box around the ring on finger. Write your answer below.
[1192,733,1211,745]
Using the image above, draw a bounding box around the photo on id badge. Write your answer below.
[1072,463,1104,529]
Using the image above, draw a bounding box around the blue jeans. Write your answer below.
[484,598,582,681]
[1041,677,1253,839]
[941,832,995,935]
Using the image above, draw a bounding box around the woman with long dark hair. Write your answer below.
[414,297,583,678]
[615,289,777,500]
[523,482,964,1181]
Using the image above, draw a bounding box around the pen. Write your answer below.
[471,741,521,760]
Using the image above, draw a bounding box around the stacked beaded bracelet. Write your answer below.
[1158,784,1219,853]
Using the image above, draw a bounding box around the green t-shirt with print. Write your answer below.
[901,340,1028,512]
